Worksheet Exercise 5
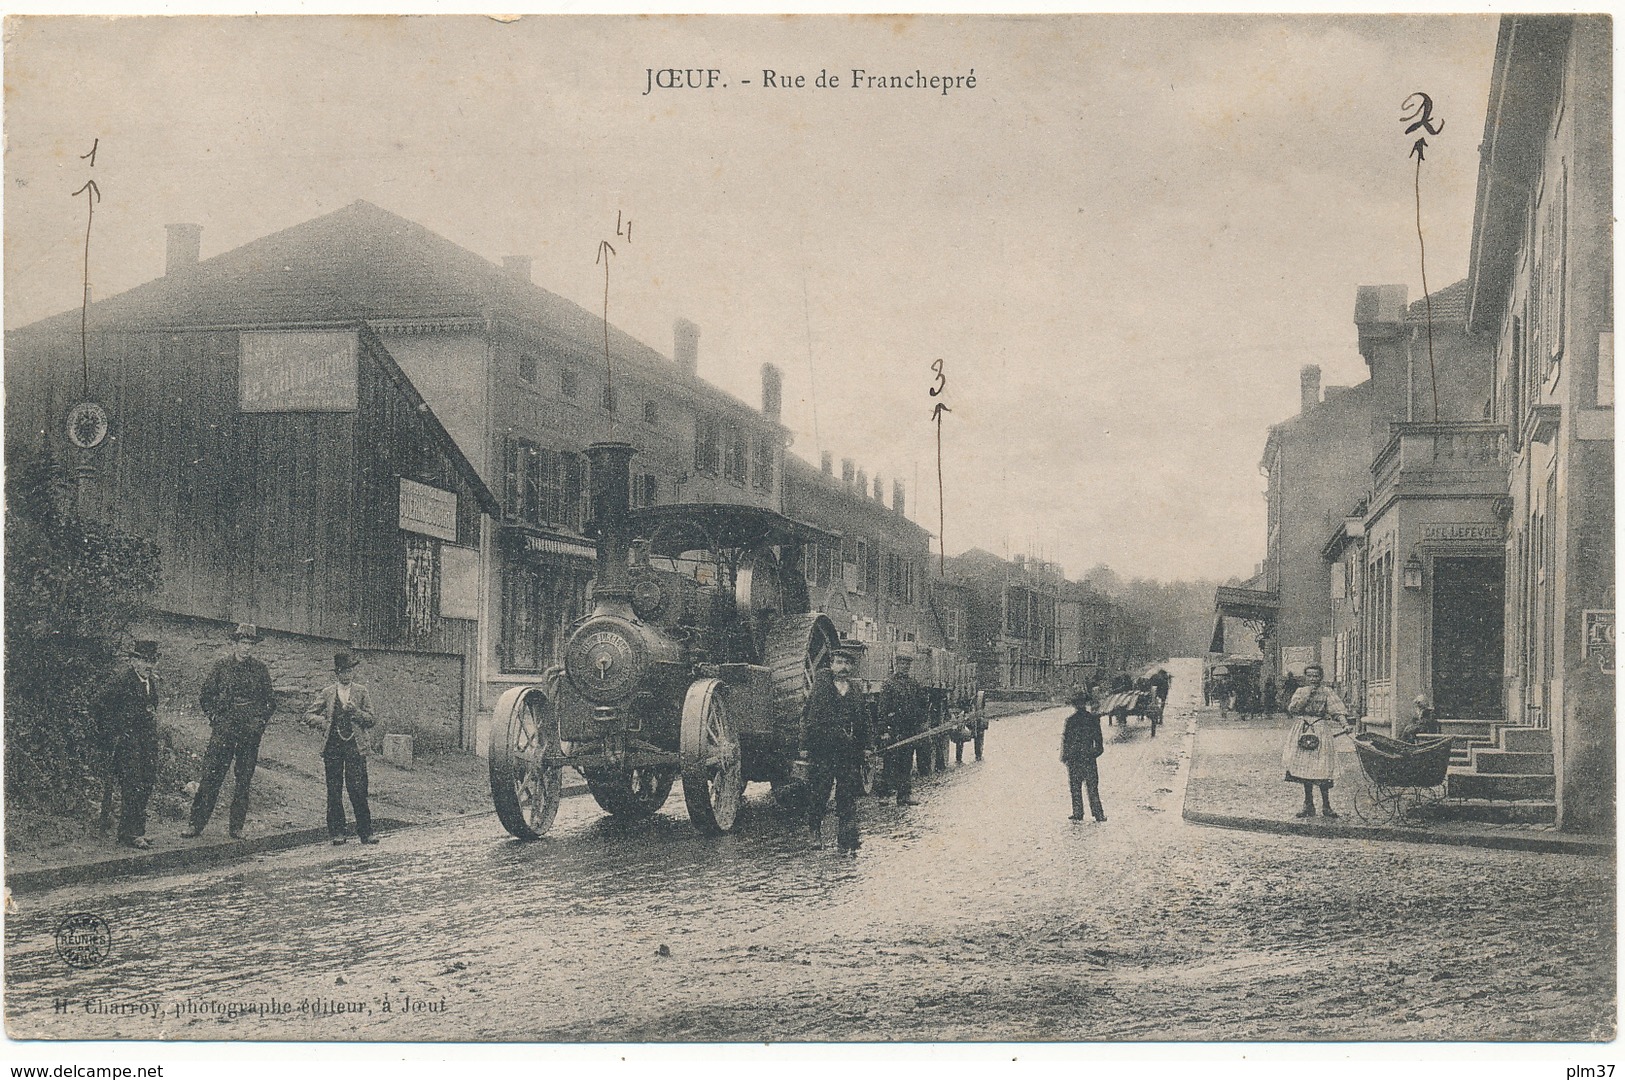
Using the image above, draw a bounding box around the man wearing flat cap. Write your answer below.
[94,639,163,849]
[803,642,871,852]
[879,649,927,806]
[307,651,378,845]
[183,623,275,839]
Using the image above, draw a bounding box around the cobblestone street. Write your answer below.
[7,669,1613,1043]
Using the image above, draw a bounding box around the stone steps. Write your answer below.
[1417,797,1558,826]
[1446,768,1555,801]
[1469,747,1556,775]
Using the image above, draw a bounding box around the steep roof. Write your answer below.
[13,200,773,423]
[1404,278,1469,326]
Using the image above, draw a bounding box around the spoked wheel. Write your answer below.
[584,767,675,817]
[681,678,744,834]
[489,685,566,840]
[1351,775,1400,825]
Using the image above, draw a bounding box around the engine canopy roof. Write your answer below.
[598,503,839,556]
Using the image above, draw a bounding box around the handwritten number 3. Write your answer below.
[929,358,946,397]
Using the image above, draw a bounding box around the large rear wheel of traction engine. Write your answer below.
[489,685,565,840]
[681,678,744,834]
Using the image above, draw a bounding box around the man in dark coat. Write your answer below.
[182,623,275,840]
[306,651,378,845]
[803,644,870,852]
[879,651,926,807]
[94,640,162,849]
[1061,687,1107,822]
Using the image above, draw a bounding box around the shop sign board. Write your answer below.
[1420,522,1503,544]
[239,330,359,412]
[399,478,458,541]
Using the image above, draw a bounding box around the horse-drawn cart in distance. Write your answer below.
[488,441,981,840]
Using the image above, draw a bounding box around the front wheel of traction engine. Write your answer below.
[489,685,565,840]
[681,678,744,834]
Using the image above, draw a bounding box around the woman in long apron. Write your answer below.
[1282,663,1352,818]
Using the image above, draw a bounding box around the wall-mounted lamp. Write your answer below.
[1402,555,1425,590]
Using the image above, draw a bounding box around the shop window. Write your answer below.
[501,558,591,673]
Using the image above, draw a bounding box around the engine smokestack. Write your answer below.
[586,441,637,608]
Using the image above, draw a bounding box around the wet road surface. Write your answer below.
[6,665,1614,1042]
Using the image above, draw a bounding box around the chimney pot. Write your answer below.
[761,363,783,421]
[502,255,533,282]
[893,480,905,515]
[873,475,884,502]
[165,223,201,276]
[674,318,700,377]
[856,468,868,498]
[1300,365,1322,414]
[821,451,833,475]
[841,458,854,486]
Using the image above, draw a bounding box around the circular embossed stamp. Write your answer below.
[55,913,112,969]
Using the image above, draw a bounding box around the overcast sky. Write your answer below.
[4,14,1499,581]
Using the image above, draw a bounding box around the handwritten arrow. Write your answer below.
[932,400,951,575]
[597,239,616,434]
[1405,95,1441,421]
[73,177,102,398]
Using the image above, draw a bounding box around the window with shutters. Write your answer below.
[863,540,880,596]
[752,437,775,492]
[695,414,721,473]
[724,427,748,484]
[502,438,585,531]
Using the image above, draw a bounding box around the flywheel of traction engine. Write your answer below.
[760,612,842,721]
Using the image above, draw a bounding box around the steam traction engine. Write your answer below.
[489,441,847,838]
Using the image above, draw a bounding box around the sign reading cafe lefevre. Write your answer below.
[399,479,458,542]
[239,330,359,412]
[1420,522,1505,543]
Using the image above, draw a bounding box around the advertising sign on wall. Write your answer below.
[239,330,359,412]
[399,478,458,542]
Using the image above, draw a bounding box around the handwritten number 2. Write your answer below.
[1401,92,1444,136]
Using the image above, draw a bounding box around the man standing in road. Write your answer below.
[307,651,378,845]
[182,623,275,840]
[1061,687,1107,823]
[803,643,870,853]
[879,650,926,807]
[94,639,163,849]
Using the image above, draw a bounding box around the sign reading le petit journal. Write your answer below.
[239,330,359,412]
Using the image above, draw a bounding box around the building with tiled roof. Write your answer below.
[7,200,793,750]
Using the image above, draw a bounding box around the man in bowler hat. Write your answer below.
[803,642,870,852]
[183,623,275,839]
[1061,687,1107,822]
[307,651,378,844]
[95,639,163,849]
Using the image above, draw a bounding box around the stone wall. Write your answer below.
[135,613,465,752]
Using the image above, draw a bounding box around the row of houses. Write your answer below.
[1217,15,1612,832]
[939,550,1154,694]
[4,200,958,756]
